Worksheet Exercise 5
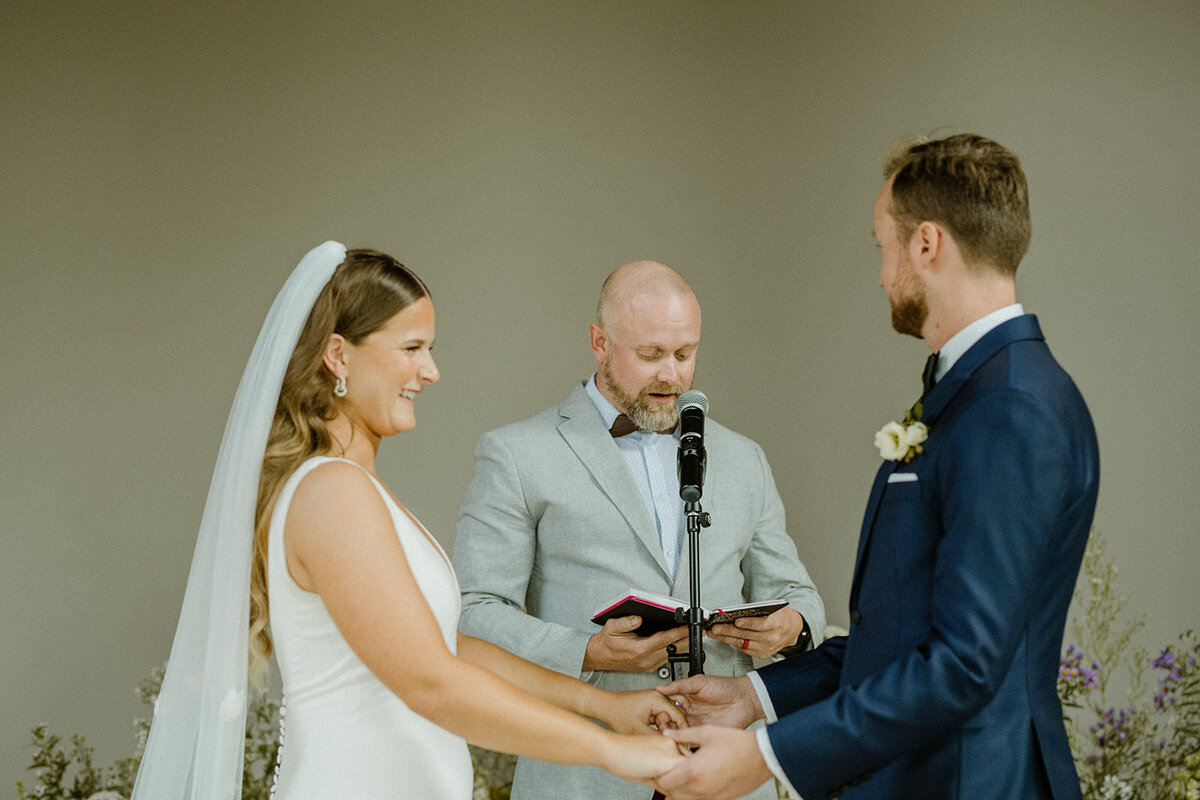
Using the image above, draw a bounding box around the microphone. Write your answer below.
[676,390,708,502]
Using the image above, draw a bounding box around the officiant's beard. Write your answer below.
[600,359,686,433]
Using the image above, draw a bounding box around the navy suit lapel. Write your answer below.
[556,385,672,579]
[849,461,897,609]
[921,315,1045,425]
[848,315,1046,608]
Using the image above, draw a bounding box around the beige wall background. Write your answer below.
[2,0,1197,783]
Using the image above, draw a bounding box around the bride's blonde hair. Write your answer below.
[248,249,430,685]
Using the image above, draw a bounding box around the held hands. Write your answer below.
[654,726,774,800]
[649,677,772,798]
[655,674,763,729]
[602,728,688,786]
[583,616,689,673]
[706,607,805,659]
[599,688,689,735]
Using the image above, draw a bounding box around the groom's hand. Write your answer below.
[654,726,774,800]
[583,616,689,672]
[655,674,763,729]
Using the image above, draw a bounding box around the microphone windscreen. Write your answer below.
[676,389,709,416]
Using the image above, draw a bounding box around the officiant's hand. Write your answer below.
[655,674,763,729]
[597,688,689,735]
[583,616,689,673]
[706,607,805,659]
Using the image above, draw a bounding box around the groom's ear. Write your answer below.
[910,220,948,276]
[322,333,349,377]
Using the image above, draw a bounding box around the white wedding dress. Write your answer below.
[267,456,473,799]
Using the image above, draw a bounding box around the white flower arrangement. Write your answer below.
[874,402,928,463]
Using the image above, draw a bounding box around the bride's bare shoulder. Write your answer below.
[287,459,389,530]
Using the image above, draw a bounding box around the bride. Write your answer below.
[131,242,684,799]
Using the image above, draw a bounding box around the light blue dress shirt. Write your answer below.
[584,376,685,578]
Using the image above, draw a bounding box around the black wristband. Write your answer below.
[777,617,812,657]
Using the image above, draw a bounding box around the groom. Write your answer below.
[654,134,1099,800]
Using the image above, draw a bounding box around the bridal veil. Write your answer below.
[131,241,347,799]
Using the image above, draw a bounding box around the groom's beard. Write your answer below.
[600,359,686,433]
[890,291,928,339]
[889,260,928,339]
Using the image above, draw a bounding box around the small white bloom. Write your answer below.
[874,421,908,461]
[903,421,929,448]
[1100,774,1132,800]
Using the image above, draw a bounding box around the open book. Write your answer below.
[590,588,789,637]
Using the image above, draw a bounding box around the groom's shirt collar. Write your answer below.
[934,303,1024,383]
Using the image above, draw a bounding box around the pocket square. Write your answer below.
[887,472,918,483]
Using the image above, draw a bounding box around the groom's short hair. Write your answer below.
[884,133,1031,277]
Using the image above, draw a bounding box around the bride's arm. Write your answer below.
[284,461,682,781]
[455,633,684,735]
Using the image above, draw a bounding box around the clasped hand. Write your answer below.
[648,675,774,800]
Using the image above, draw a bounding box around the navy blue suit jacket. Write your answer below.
[758,315,1099,799]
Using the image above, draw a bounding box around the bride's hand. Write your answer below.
[600,730,686,784]
[599,688,688,735]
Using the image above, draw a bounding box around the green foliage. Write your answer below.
[14,727,112,800]
[469,745,514,800]
[15,670,517,800]
[14,666,280,800]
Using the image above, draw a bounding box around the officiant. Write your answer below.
[451,259,826,800]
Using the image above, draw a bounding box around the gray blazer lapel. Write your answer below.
[557,386,671,579]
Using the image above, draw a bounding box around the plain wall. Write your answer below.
[3,0,1198,783]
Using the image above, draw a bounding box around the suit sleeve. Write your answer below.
[738,441,826,647]
[756,634,847,713]
[765,389,1078,798]
[451,430,593,677]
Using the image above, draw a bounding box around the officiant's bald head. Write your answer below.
[596,260,700,334]
[589,260,701,432]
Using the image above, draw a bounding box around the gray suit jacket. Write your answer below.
[453,382,825,800]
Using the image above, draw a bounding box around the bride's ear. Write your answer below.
[322,333,349,379]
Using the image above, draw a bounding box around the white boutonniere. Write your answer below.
[874,402,929,463]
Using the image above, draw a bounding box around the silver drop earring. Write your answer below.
[334,374,347,398]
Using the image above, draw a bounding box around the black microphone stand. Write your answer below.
[653,391,710,800]
[666,501,710,680]
[654,442,710,800]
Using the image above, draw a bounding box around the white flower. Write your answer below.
[874,421,908,461]
[903,421,928,448]
[1100,774,1133,800]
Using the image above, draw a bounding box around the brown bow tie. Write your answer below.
[609,414,673,437]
